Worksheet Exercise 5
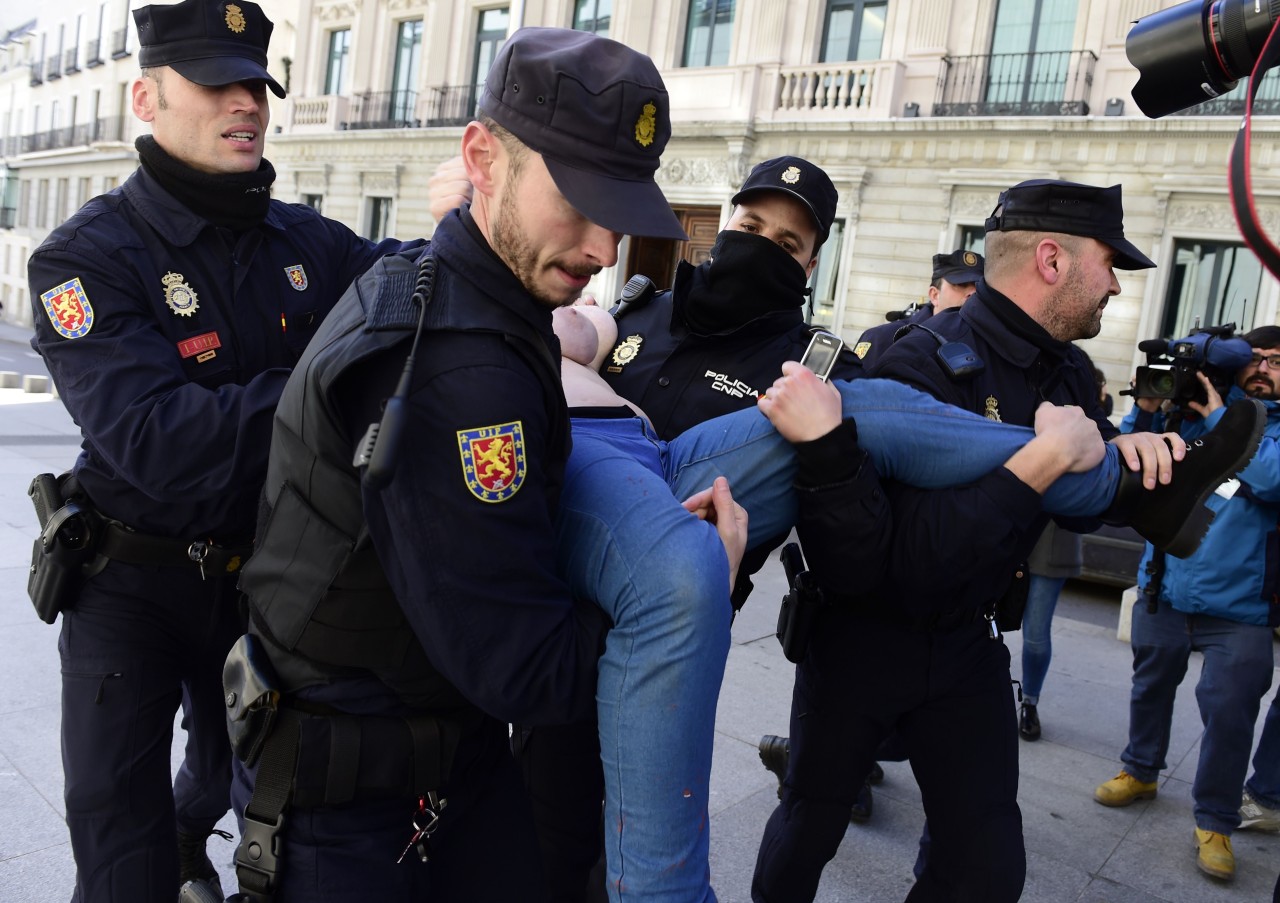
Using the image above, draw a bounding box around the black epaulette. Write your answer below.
[611,274,657,319]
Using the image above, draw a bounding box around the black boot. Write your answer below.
[850,778,875,823]
[177,828,230,900]
[1102,398,1266,558]
[1019,702,1041,741]
[759,734,790,800]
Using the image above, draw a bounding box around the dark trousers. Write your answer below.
[512,720,608,903]
[61,561,243,902]
[752,607,1024,903]
[231,728,548,901]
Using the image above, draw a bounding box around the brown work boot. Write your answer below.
[1094,771,1158,807]
[1103,398,1266,558]
[1194,827,1235,880]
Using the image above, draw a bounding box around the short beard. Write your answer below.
[1043,263,1102,342]
[491,175,565,308]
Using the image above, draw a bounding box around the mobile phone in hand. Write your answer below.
[799,331,844,382]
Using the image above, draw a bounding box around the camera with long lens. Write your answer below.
[1127,0,1280,118]
[1127,322,1253,406]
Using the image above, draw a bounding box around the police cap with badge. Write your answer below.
[932,249,984,285]
[985,179,1155,270]
[478,26,686,241]
[731,156,839,249]
[134,0,285,98]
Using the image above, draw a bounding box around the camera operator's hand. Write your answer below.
[428,155,474,222]
[1185,370,1226,419]
[1109,429,1186,490]
[757,361,842,442]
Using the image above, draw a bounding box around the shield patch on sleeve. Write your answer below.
[457,421,526,502]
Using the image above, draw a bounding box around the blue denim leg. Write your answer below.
[1188,615,1275,834]
[1121,600,1193,782]
[1247,691,1280,809]
[1019,575,1067,705]
[662,378,1120,540]
[558,418,726,903]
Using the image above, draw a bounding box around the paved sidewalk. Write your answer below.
[0,346,1277,901]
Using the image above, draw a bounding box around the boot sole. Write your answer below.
[1195,857,1234,881]
[1164,400,1267,559]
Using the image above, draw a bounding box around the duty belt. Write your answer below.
[99,521,252,578]
[832,595,992,633]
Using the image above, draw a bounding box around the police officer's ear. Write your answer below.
[1035,237,1065,285]
[804,253,820,280]
[132,72,160,123]
[460,122,503,200]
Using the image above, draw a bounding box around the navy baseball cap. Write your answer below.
[134,0,285,99]
[731,156,838,248]
[479,27,686,241]
[985,179,1155,270]
[932,249,984,284]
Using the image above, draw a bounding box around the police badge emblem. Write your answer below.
[634,102,657,148]
[225,3,247,33]
[984,395,1002,422]
[781,166,802,185]
[162,272,200,317]
[40,278,94,339]
[964,251,978,267]
[606,335,643,373]
[458,421,527,502]
[853,341,872,359]
[284,265,308,291]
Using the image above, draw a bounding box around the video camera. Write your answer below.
[1126,322,1254,407]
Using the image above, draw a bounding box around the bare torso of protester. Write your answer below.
[553,303,648,421]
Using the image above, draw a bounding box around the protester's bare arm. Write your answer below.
[428,155,474,221]
[682,477,749,590]
[757,361,842,442]
[1002,403,1106,494]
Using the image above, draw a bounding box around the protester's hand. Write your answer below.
[1033,403,1106,473]
[1109,430,1186,489]
[1185,370,1226,419]
[682,476,749,590]
[428,155,473,221]
[757,361,841,442]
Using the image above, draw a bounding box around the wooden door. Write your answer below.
[624,206,720,289]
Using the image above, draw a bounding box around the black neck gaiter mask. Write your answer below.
[682,230,810,335]
[135,135,275,231]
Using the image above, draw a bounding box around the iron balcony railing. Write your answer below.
[85,38,103,67]
[346,90,418,129]
[1184,75,1280,115]
[29,59,42,86]
[16,116,127,154]
[64,47,79,74]
[110,28,128,59]
[0,206,15,229]
[934,49,1097,117]
[46,54,61,80]
[423,84,480,127]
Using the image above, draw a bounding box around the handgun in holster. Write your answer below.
[223,633,282,767]
[27,472,103,624]
[776,542,825,664]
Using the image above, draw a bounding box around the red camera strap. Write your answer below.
[1229,14,1280,281]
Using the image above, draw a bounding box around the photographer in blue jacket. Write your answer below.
[1093,324,1280,884]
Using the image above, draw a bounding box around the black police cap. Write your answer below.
[134,0,285,98]
[731,156,838,249]
[985,179,1155,270]
[932,249,984,284]
[479,27,685,242]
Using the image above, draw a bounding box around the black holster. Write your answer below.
[224,634,281,767]
[776,543,825,663]
[27,473,104,624]
[993,563,1030,633]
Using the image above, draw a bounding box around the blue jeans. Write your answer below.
[1247,690,1280,809]
[561,378,1121,901]
[1020,575,1067,705]
[1121,599,1275,833]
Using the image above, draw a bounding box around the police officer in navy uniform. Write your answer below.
[26,2,410,899]
[231,27,742,902]
[853,248,984,370]
[602,156,854,440]
[750,180,1268,901]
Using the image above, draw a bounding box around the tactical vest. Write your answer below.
[239,245,568,709]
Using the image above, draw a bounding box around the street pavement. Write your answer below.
[0,321,1277,902]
